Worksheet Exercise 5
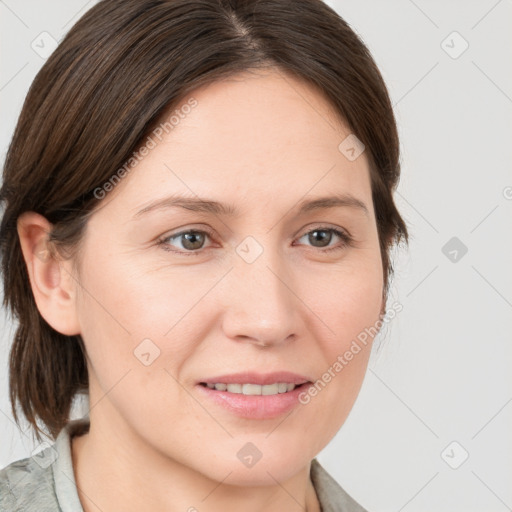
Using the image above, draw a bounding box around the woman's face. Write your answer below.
[73,69,384,484]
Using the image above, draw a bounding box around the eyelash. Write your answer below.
[157,226,353,256]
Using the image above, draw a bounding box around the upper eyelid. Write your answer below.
[163,224,348,239]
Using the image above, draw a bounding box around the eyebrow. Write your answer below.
[132,193,369,219]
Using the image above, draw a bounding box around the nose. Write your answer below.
[220,247,301,348]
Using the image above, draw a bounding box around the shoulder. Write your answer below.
[0,419,88,512]
[0,444,60,512]
[310,458,368,512]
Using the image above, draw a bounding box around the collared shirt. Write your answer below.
[0,420,367,511]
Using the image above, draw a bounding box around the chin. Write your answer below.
[193,437,315,486]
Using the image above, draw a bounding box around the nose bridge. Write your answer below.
[221,236,299,345]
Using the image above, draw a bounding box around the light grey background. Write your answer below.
[1,1,511,511]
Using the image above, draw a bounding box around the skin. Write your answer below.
[18,68,385,512]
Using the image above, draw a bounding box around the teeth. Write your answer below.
[262,384,279,395]
[205,382,298,395]
[228,383,242,393]
[243,383,262,395]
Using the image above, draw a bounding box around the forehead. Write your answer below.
[166,69,354,165]
[98,69,372,218]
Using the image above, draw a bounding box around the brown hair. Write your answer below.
[0,0,408,440]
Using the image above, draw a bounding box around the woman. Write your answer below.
[0,0,408,510]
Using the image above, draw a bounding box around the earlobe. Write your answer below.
[17,211,81,336]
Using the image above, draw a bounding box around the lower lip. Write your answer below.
[196,383,311,420]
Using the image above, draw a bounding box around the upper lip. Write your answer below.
[199,371,312,386]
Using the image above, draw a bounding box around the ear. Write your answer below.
[17,211,81,336]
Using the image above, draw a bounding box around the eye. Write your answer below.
[295,226,353,252]
[157,226,353,256]
[158,229,214,255]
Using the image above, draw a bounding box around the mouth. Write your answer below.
[196,372,313,419]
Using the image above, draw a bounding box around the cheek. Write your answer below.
[74,249,225,397]
[78,248,208,341]
[297,284,380,454]
[74,258,199,433]
[298,251,383,425]
[306,253,384,349]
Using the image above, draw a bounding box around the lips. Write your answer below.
[196,371,313,419]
